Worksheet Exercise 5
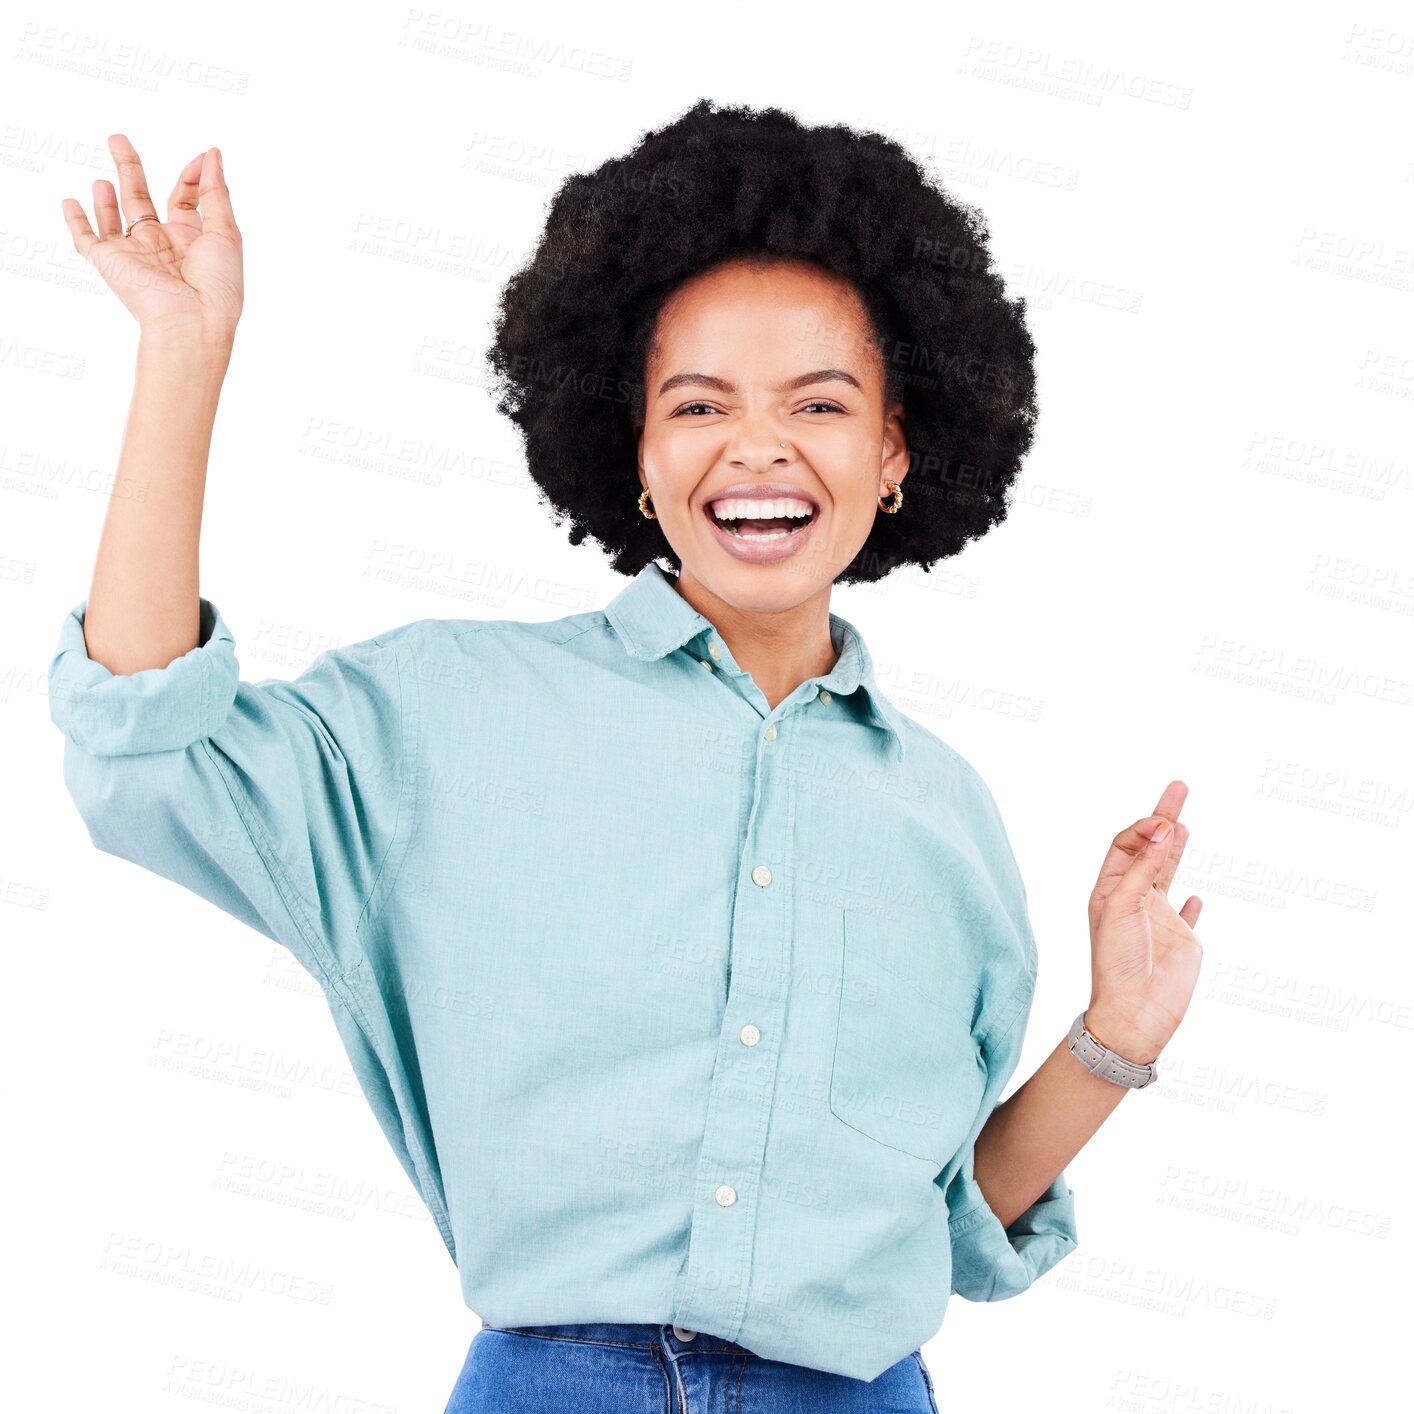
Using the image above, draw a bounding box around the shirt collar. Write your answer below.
[605,561,907,763]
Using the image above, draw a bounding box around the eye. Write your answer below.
[800,400,847,414]
[671,401,721,417]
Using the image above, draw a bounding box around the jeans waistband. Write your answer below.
[480,1319,753,1359]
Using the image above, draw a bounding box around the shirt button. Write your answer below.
[818,688,832,704]
[714,1184,737,1207]
[673,1325,698,1341]
[699,658,714,672]
[763,723,777,741]
[751,864,772,887]
[739,1023,760,1046]
[708,640,722,660]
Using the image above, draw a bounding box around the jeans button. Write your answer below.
[672,1324,697,1341]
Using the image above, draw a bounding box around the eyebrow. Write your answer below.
[657,368,864,398]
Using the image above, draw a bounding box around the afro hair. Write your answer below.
[486,98,1039,584]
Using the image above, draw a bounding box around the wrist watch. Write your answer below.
[1066,1011,1159,1089]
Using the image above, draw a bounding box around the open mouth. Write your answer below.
[703,497,818,542]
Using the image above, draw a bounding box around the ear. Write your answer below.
[883,403,908,483]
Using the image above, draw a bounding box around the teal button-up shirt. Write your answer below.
[47,560,1077,1382]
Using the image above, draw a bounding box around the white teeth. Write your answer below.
[709,497,816,521]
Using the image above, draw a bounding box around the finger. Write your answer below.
[61,197,100,260]
[1180,895,1202,929]
[92,178,123,241]
[1154,820,1189,895]
[1111,818,1174,911]
[1152,779,1189,825]
[1143,782,1189,895]
[1094,813,1173,895]
[108,133,159,232]
[196,147,239,238]
[166,151,208,232]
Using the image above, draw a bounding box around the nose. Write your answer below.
[726,421,794,472]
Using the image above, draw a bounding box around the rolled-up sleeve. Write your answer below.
[942,993,1079,1300]
[47,595,418,987]
[938,763,1079,1301]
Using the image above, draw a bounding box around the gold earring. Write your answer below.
[638,487,657,519]
[878,479,903,513]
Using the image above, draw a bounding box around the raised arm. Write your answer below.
[60,134,242,674]
[50,136,418,990]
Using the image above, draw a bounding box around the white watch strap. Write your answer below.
[1067,1012,1158,1089]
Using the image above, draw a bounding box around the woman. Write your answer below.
[52,100,1203,1412]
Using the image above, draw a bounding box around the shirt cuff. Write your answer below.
[48,597,241,757]
[948,1168,1078,1301]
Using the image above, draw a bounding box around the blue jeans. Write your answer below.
[444,1320,941,1412]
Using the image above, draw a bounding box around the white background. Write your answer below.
[5,1,1410,1408]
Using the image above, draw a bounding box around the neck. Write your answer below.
[671,568,838,713]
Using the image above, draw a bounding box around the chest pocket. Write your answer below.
[829,907,987,1167]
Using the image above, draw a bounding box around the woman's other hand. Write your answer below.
[1084,780,1204,1063]
[61,134,243,346]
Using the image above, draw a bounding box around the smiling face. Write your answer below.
[636,256,908,613]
